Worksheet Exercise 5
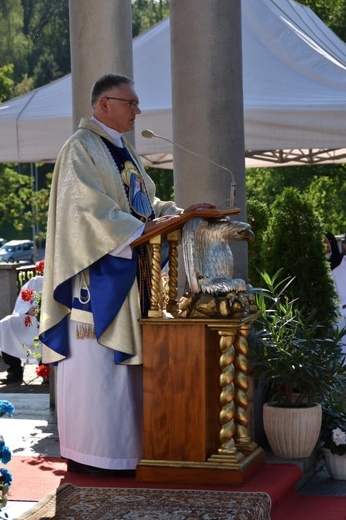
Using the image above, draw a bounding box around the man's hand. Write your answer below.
[143,203,215,235]
[144,214,181,234]
[182,203,215,213]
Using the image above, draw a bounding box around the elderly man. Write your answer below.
[39,73,212,475]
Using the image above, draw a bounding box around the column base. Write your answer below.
[136,447,265,485]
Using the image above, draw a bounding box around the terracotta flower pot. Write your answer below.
[263,402,322,458]
[323,448,346,480]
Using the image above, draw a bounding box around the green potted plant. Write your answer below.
[249,270,346,458]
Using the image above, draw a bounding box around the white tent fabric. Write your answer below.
[243,0,346,167]
[0,75,72,163]
[0,0,345,168]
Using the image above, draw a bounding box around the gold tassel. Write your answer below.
[76,323,95,340]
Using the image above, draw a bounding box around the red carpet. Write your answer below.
[7,456,346,519]
[8,456,299,502]
[270,488,346,520]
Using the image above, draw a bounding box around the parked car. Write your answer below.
[0,238,7,247]
[0,240,35,263]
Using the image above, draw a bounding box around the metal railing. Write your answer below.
[16,264,36,293]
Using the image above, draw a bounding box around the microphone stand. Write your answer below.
[142,129,236,208]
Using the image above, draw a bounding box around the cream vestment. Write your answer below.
[39,118,180,469]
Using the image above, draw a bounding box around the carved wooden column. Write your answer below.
[148,234,162,318]
[166,229,180,316]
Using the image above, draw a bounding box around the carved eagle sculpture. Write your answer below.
[182,217,255,295]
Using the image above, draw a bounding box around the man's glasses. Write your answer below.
[105,97,139,108]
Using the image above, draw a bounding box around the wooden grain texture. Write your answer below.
[142,322,221,462]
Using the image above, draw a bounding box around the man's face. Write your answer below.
[101,82,141,133]
[323,236,331,255]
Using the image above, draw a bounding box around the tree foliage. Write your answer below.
[246,163,346,235]
[259,187,338,332]
[132,0,169,37]
[298,0,346,42]
[0,64,14,103]
[0,164,32,232]
[0,0,70,91]
[246,199,270,287]
[0,163,52,240]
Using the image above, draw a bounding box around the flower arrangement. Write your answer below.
[0,401,14,512]
[320,402,346,457]
[325,428,346,456]
[20,285,41,361]
[19,261,51,381]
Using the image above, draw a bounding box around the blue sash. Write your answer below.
[40,253,137,363]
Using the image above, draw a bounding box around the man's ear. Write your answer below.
[100,97,109,112]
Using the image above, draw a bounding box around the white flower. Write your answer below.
[332,427,346,446]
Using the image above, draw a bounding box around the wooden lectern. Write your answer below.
[133,209,265,485]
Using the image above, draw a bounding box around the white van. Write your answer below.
[0,240,35,263]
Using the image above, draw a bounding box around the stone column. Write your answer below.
[170,0,247,279]
[69,0,134,142]
[0,265,19,319]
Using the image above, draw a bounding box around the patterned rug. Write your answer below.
[18,484,271,519]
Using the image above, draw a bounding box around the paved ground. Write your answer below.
[0,355,58,518]
[0,356,48,393]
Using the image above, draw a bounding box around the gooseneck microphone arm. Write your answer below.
[141,129,236,208]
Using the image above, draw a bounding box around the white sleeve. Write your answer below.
[108,224,145,259]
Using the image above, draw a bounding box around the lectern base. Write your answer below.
[136,447,265,486]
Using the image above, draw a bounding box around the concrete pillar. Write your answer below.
[170,0,248,279]
[69,0,134,141]
[0,264,19,319]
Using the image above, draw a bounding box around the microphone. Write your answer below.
[141,129,236,208]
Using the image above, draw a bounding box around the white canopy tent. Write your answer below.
[0,0,345,168]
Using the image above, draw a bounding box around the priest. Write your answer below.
[39,73,212,475]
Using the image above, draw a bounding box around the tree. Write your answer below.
[306,169,346,235]
[0,64,14,102]
[299,0,346,42]
[246,163,346,235]
[20,0,70,88]
[147,167,174,201]
[262,187,338,332]
[132,0,169,37]
[0,165,32,235]
[22,171,52,245]
[0,0,70,89]
[247,199,270,287]
[0,0,30,85]
[0,163,52,241]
